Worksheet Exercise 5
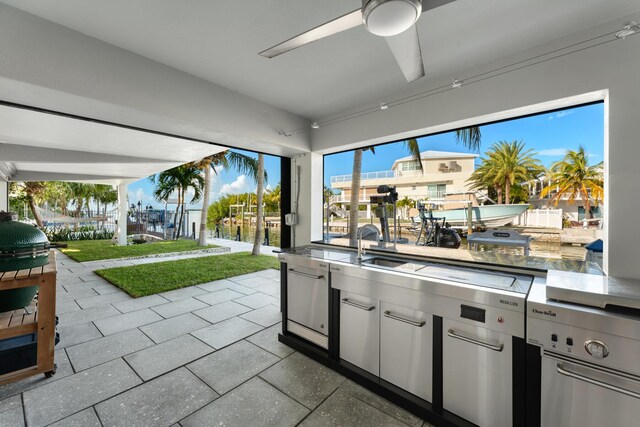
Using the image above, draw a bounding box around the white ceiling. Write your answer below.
[2,0,639,119]
[0,105,226,184]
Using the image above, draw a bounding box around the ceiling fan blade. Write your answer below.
[260,9,363,58]
[422,0,456,12]
[385,24,425,82]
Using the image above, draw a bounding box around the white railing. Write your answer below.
[330,170,396,184]
[512,209,563,229]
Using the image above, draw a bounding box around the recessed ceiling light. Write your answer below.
[311,122,320,129]
[616,21,639,39]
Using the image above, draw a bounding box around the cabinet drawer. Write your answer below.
[380,301,432,402]
[340,291,379,376]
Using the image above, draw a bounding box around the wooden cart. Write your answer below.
[0,251,57,385]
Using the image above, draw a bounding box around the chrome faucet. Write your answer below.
[356,224,380,262]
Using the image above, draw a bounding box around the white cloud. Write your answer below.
[220,175,255,195]
[537,148,567,156]
[547,110,574,120]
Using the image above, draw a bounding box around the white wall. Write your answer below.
[306,12,640,279]
[0,181,8,212]
[0,3,310,157]
[290,153,324,246]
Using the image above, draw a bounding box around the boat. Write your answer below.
[430,204,530,228]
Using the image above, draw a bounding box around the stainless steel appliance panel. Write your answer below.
[541,353,640,427]
[380,301,432,401]
[287,264,328,337]
[340,291,380,375]
[443,318,512,427]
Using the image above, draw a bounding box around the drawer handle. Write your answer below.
[557,364,640,399]
[447,329,504,352]
[288,268,324,280]
[341,298,375,311]
[384,311,425,327]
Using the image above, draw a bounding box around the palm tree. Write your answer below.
[468,141,544,204]
[347,128,481,245]
[151,165,204,239]
[541,146,604,218]
[193,151,264,246]
[20,181,47,227]
[252,154,265,256]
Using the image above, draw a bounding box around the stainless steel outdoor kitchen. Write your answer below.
[276,243,638,427]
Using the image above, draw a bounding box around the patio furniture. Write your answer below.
[0,251,57,385]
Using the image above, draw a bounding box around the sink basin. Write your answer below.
[363,257,408,268]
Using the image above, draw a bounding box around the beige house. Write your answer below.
[330,150,478,217]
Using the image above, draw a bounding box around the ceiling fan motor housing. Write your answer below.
[362,0,422,37]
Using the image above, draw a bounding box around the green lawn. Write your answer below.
[95,252,280,297]
[60,239,218,262]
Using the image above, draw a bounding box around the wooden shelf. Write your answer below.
[0,251,57,385]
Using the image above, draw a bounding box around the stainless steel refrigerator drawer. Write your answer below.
[443,318,512,427]
[287,265,328,336]
[340,291,380,376]
[541,353,640,427]
[380,301,432,402]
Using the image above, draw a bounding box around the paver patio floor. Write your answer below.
[0,250,431,427]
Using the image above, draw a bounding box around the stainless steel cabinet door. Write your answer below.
[541,354,640,427]
[340,291,380,376]
[443,318,512,427]
[287,266,328,335]
[380,301,432,402]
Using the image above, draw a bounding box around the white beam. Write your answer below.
[0,181,8,212]
[116,183,128,246]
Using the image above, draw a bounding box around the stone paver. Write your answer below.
[299,389,407,427]
[23,358,141,427]
[233,292,279,309]
[158,286,208,302]
[74,291,131,309]
[125,335,214,381]
[195,288,245,305]
[192,300,251,324]
[111,294,169,313]
[246,323,295,359]
[339,380,423,427]
[187,340,279,394]
[240,303,281,327]
[56,322,103,349]
[191,316,263,349]
[140,312,211,344]
[151,297,208,318]
[48,408,101,427]
[66,328,154,371]
[181,377,308,427]
[0,395,24,427]
[57,304,120,326]
[96,368,218,427]
[260,352,346,409]
[93,308,163,335]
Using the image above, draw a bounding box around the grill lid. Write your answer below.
[0,212,50,270]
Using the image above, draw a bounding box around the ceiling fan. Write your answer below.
[259,0,454,83]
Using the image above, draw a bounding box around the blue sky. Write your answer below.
[128,149,281,209]
[324,102,604,187]
[129,102,603,208]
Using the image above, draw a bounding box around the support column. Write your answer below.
[0,181,8,212]
[116,183,128,246]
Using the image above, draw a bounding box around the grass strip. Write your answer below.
[59,239,218,262]
[95,252,279,297]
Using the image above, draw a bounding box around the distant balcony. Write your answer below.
[330,170,395,184]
